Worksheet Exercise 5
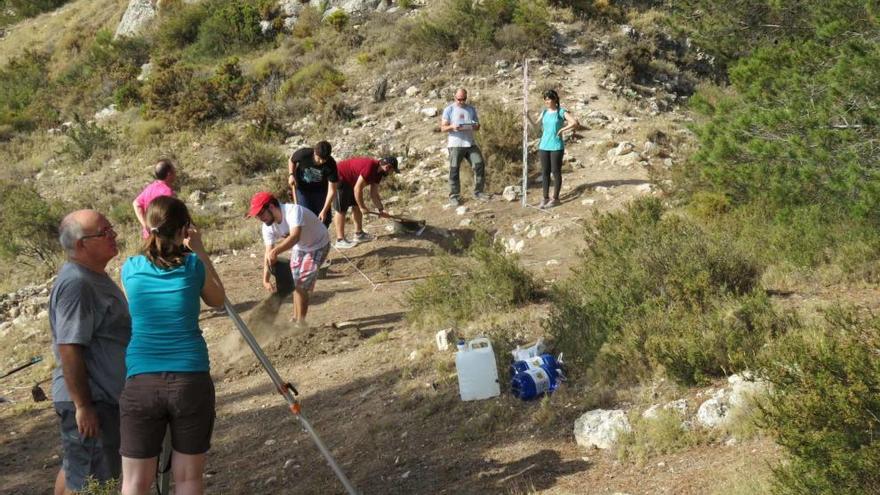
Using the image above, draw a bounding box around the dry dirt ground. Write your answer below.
[0,47,781,494]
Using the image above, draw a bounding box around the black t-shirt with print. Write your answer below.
[291,147,338,192]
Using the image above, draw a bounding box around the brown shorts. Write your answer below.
[119,372,215,458]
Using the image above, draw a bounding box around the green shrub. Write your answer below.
[193,0,269,57]
[324,9,349,32]
[113,81,142,109]
[154,0,209,52]
[0,0,70,26]
[758,308,880,494]
[217,128,283,181]
[0,51,53,130]
[0,181,63,274]
[548,197,763,381]
[681,17,880,220]
[143,57,248,127]
[396,0,552,61]
[596,292,793,386]
[478,99,521,165]
[63,114,115,161]
[406,232,537,328]
[279,62,345,105]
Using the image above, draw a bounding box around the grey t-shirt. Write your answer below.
[443,103,479,148]
[50,261,132,405]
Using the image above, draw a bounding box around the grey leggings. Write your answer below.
[539,149,564,199]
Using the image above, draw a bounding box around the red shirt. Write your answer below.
[336,157,381,187]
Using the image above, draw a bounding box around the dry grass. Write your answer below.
[0,0,127,68]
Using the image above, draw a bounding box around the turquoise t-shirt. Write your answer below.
[122,253,208,377]
[538,108,567,151]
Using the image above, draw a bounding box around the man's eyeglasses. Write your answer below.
[456,97,467,102]
[81,226,116,240]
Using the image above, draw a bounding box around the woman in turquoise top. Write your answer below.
[535,89,579,208]
[119,196,224,495]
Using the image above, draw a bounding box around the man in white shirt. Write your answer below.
[440,88,490,206]
[247,192,331,326]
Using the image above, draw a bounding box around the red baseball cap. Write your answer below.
[247,191,274,217]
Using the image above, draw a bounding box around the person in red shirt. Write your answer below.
[332,156,398,248]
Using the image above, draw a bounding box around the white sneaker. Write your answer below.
[354,231,374,242]
[334,238,358,249]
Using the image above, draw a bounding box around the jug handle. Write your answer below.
[468,337,491,351]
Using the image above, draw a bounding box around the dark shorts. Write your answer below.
[55,401,121,491]
[119,372,215,458]
[332,182,357,214]
[271,257,294,295]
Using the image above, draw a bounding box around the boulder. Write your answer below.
[574,409,631,450]
[727,373,768,409]
[696,390,730,428]
[502,185,521,202]
[115,0,157,39]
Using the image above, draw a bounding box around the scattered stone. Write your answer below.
[455,206,468,216]
[494,60,510,69]
[505,238,525,254]
[540,225,560,238]
[188,190,207,205]
[136,62,152,82]
[635,183,652,194]
[420,107,438,118]
[546,259,560,266]
[459,218,472,227]
[408,350,419,361]
[259,20,273,35]
[264,439,276,446]
[401,470,411,479]
[643,141,661,157]
[574,409,631,450]
[405,86,420,97]
[581,198,596,206]
[502,185,521,202]
[94,105,119,122]
[428,89,439,99]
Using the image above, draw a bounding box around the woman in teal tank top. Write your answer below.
[535,89,579,208]
[119,196,225,495]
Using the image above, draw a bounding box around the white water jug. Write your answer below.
[456,337,501,401]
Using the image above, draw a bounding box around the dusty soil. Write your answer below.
[0,35,782,495]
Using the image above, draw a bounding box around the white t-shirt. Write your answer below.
[261,204,329,253]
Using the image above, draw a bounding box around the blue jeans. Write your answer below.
[448,145,486,199]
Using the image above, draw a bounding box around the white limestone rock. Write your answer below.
[574,409,631,450]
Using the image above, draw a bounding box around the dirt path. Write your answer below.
[0,43,777,495]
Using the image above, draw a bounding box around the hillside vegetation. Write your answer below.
[1,1,880,494]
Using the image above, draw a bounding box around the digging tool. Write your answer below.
[223,297,359,495]
[1,356,42,379]
[366,211,426,236]
[30,377,50,402]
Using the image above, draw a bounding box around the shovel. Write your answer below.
[367,211,427,236]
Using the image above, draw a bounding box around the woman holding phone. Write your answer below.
[118,196,225,495]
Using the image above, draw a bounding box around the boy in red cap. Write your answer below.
[247,192,330,326]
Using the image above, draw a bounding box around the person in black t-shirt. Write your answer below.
[287,141,337,227]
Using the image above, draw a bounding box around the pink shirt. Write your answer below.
[135,180,174,238]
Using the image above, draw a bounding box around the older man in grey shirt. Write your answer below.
[440,87,490,206]
[50,209,131,495]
